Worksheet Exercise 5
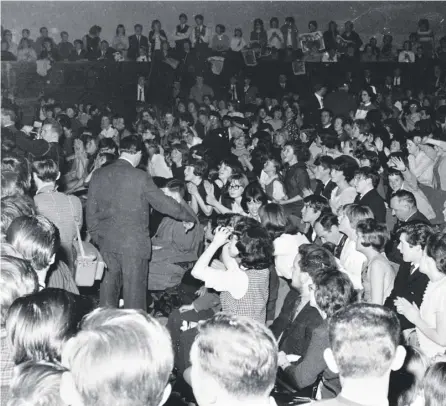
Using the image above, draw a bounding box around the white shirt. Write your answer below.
[137,85,145,102]
[273,233,309,279]
[315,92,324,109]
[340,237,367,290]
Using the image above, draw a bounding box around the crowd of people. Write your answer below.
[1,15,446,64]
[1,11,446,406]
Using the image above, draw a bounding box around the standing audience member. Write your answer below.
[86,135,195,310]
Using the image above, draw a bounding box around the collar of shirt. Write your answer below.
[119,156,134,167]
[36,184,56,195]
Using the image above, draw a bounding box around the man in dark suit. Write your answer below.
[273,74,291,101]
[303,83,327,127]
[128,24,149,60]
[384,222,431,331]
[242,76,258,106]
[353,167,386,223]
[387,190,430,264]
[97,40,116,61]
[301,195,330,243]
[86,136,196,310]
[312,155,336,200]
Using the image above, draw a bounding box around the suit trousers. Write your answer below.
[100,251,148,310]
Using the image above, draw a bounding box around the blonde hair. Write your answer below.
[62,308,173,406]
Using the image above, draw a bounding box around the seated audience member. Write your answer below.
[395,231,446,358]
[68,40,87,61]
[189,313,278,406]
[318,303,406,406]
[301,195,330,243]
[149,179,203,291]
[32,159,82,271]
[7,361,68,406]
[387,190,430,264]
[270,244,338,357]
[385,222,431,334]
[312,155,336,200]
[6,215,79,294]
[278,268,355,399]
[314,212,345,252]
[6,288,92,365]
[388,162,436,221]
[0,255,38,402]
[355,218,396,305]
[353,167,386,223]
[329,156,359,215]
[206,173,249,216]
[60,308,173,406]
[337,204,374,289]
[191,218,272,323]
[259,203,308,281]
[259,157,287,202]
[184,160,214,222]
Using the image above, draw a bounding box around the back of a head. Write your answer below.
[342,203,374,229]
[1,196,36,239]
[328,303,401,379]
[120,135,143,154]
[6,215,57,271]
[0,255,38,322]
[7,361,67,406]
[423,362,446,406]
[189,313,278,403]
[61,308,173,406]
[298,243,338,276]
[6,288,87,364]
[32,159,60,183]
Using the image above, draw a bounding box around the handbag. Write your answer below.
[68,197,106,287]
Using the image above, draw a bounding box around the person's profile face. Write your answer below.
[390,197,408,221]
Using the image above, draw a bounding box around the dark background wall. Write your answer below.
[2,1,445,47]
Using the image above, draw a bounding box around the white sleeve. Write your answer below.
[201,267,249,300]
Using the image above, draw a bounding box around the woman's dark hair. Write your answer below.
[233,219,273,270]
[98,138,118,155]
[216,24,226,34]
[89,25,101,36]
[241,182,268,212]
[270,17,279,27]
[284,141,311,163]
[6,288,94,364]
[356,218,389,253]
[332,156,359,182]
[259,203,298,240]
[253,18,264,30]
[115,24,126,36]
[425,232,446,275]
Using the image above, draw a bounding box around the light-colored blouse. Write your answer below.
[112,35,129,51]
[230,36,247,52]
[330,185,357,215]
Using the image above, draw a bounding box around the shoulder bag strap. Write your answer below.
[68,196,85,257]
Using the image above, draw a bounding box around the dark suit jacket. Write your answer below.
[128,34,149,60]
[202,128,231,163]
[386,211,430,264]
[355,188,386,223]
[304,94,323,127]
[384,263,429,331]
[277,300,323,356]
[314,180,336,200]
[68,49,87,61]
[97,47,116,61]
[86,159,195,258]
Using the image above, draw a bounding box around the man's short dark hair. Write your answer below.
[316,212,339,231]
[354,167,380,189]
[329,303,401,378]
[57,114,71,130]
[391,190,416,209]
[134,24,143,30]
[32,159,59,183]
[166,179,186,199]
[120,135,142,154]
[187,159,208,178]
[303,195,330,214]
[39,27,47,33]
[314,155,334,171]
[397,222,433,249]
[298,244,338,276]
[195,14,204,21]
[179,13,187,20]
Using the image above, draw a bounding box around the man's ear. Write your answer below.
[323,348,339,374]
[49,254,56,266]
[56,171,61,181]
[391,345,407,372]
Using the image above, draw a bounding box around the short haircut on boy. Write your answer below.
[8,361,67,406]
[62,308,173,406]
[328,303,401,378]
[190,312,278,399]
